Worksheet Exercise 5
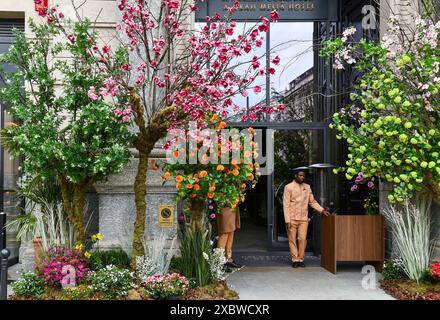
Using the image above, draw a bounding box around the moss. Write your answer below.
[183,281,239,300]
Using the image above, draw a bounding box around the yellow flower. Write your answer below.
[84,251,91,259]
[91,235,97,242]
[96,233,102,241]
[74,243,83,251]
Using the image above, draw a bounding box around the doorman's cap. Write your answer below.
[291,166,310,174]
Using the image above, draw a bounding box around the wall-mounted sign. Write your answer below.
[195,0,338,22]
[158,205,175,228]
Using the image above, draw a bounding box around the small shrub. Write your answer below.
[61,285,93,300]
[40,246,88,287]
[135,255,158,283]
[142,273,190,299]
[89,249,130,271]
[11,272,45,298]
[382,259,407,280]
[88,264,134,299]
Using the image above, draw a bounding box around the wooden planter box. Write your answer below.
[321,215,385,274]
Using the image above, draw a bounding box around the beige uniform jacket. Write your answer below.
[283,181,324,223]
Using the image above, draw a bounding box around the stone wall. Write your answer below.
[95,146,178,257]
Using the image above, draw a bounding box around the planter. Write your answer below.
[321,215,385,274]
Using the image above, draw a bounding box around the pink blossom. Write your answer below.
[253,86,262,93]
[87,87,98,100]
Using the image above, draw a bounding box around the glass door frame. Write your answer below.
[231,121,330,254]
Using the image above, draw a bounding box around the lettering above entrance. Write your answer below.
[195,0,338,22]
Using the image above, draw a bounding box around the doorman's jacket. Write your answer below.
[283,181,324,222]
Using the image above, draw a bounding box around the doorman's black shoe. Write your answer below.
[298,262,306,268]
[292,262,299,268]
[223,264,233,273]
[226,260,242,268]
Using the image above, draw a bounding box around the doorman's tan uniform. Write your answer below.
[217,207,240,262]
[283,181,324,262]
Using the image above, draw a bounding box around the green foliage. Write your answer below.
[88,264,134,299]
[321,18,440,203]
[382,260,407,280]
[11,272,45,298]
[177,219,213,286]
[89,249,131,271]
[0,17,133,241]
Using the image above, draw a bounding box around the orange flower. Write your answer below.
[248,163,254,169]
[187,184,193,189]
[164,172,171,180]
[191,194,197,198]
[173,150,179,158]
[209,186,216,192]
[248,127,255,134]
[202,154,209,163]
[199,170,208,178]
[216,165,225,171]
[176,183,181,190]
[240,158,244,163]
[248,173,254,181]
[194,177,200,183]
[231,159,237,165]
[194,184,200,191]
[208,193,214,199]
[217,121,227,129]
[232,169,239,176]
[175,175,184,183]
[244,151,252,158]
[241,183,247,189]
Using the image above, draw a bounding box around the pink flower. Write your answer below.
[58,12,65,19]
[367,181,375,189]
[121,64,130,72]
[270,10,279,21]
[87,87,98,100]
[253,86,262,93]
[272,55,281,65]
[67,34,76,44]
[350,185,358,192]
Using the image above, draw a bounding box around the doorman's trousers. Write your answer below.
[287,220,309,262]
[217,232,234,262]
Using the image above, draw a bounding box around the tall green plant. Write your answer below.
[382,195,433,283]
[0,15,133,242]
[177,217,213,287]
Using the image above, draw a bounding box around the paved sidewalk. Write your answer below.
[225,265,394,300]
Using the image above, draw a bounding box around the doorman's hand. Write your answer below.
[285,222,292,231]
[321,209,331,216]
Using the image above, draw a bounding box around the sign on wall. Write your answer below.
[158,205,175,228]
[195,0,338,22]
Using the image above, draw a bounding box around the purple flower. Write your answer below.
[351,185,358,192]
[367,181,375,189]
[210,213,216,219]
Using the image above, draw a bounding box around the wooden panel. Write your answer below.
[336,216,384,261]
[320,215,336,274]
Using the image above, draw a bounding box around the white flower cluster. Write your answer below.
[88,264,135,299]
[203,248,227,282]
[135,255,159,283]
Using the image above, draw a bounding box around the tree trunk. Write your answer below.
[131,149,150,264]
[58,176,91,244]
[189,199,206,230]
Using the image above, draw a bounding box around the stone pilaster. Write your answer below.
[94,145,177,257]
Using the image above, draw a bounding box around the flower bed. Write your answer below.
[380,279,440,300]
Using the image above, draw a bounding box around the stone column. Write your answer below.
[94,145,177,257]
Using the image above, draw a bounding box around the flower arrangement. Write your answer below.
[162,113,260,212]
[142,273,190,299]
[40,246,89,287]
[345,171,379,215]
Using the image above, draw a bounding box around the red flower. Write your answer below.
[272,55,281,65]
[270,10,279,21]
